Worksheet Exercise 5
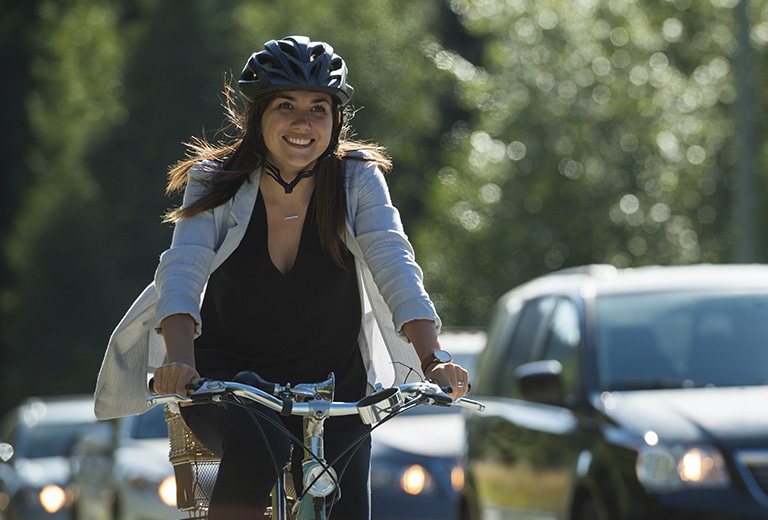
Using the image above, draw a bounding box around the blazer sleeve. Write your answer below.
[152,164,220,336]
[346,156,441,335]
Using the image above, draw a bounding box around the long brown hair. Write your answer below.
[164,83,391,267]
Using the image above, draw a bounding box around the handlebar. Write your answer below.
[148,371,485,424]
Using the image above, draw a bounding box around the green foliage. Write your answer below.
[1,0,125,407]
[0,0,464,413]
[415,0,767,326]
[1,0,767,414]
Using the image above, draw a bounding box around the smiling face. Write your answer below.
[260,90,334,179]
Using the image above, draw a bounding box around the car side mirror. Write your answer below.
[514,360,565,406]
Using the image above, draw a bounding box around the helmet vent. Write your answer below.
[278,40,300,60]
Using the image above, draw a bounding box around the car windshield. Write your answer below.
[131,404,169,439]
[595,290,768,391]
[24,423,84,458]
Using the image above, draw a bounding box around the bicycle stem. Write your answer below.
[303,400,329,462]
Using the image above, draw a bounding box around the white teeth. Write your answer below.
[286,137,311,146]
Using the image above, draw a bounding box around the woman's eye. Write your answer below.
[278,102,292,109]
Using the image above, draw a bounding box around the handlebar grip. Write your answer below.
[442,383,472,394]
[148,376,202,396]
[233,370,278,395]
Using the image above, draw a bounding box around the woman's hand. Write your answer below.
[402,319,472,399]
[424,361,471,399]
[153,361,200,396]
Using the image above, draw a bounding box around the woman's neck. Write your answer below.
[262,160,317,194]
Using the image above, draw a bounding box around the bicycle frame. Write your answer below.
[149,373,484,520]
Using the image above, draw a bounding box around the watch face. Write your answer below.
[434,350,452,363]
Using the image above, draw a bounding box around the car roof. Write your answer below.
[13,395,96,427]
[438,329,486,354]
[504,264,768,301]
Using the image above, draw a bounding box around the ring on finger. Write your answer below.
[457,381,465,387]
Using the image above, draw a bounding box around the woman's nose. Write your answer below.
[292,110,311,127]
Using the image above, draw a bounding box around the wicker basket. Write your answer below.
[164,406,221,518]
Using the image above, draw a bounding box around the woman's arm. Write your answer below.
[153,166,222,336]
[152,165,222,395]
[153,313,200,395]
[350,162,439,327]
[402,319,470,398]
[349,162,470,396]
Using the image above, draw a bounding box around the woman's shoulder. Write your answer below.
[189,159,223,181]
[342,149,387,176]
[342,152,383,190]
[344,148,373,160]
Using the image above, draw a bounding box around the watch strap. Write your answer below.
[420,350,451,373]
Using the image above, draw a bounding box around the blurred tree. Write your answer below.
[0,0,469,413]
[4,0,764,414]
[0,0,41,416]
[415,0,767,326]
[87,0,239,315]
[0,0,125,409]
[0,0,38,272]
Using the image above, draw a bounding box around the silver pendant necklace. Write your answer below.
[263,188,300,221]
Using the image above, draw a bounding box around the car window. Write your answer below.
[0,422,19,446]
[595,290,768,390]
[497,297,557,398]
[540,298,581,404]
[24,423,84,458]
[131,405,170,439]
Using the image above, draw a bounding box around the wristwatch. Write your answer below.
[421,349,453,373]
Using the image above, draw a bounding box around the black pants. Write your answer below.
[181,401,371,520]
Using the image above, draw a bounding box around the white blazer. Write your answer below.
[93,154,440,419]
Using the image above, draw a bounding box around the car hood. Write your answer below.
[15,457,70,486]
[601,385,768,448]
[370,413,465,458]
[115,438,173,477]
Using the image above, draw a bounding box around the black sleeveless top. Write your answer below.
[194,191,366,402]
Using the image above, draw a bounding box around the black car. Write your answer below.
[462,264,768,520]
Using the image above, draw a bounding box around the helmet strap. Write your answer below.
[263,160,317,194]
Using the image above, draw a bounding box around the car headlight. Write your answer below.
[451,465,465,492]
[636,444,730,492]
[158,476,177,507]
[371,462,439,496]
[39,485,67,513]
[401,464,433,495]
[123,469,178,508]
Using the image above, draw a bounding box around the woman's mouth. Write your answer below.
[284,136,313,146]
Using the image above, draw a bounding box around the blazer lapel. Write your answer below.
[209,168,262,273]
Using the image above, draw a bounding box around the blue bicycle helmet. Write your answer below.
[239,36,354,105]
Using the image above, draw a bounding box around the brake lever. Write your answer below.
[422,380,454,406]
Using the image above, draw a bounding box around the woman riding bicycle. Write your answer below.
[94,35,469,519]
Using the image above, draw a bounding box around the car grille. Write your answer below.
[735,450,768,506]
